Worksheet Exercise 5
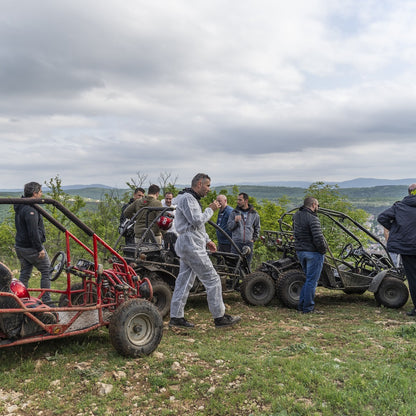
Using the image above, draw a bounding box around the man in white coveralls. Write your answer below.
[169,173,242,328]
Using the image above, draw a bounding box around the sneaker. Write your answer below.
[169,317,195,328]
[302,309,324,314]
[214,314,241,328]
[406,308,416,316]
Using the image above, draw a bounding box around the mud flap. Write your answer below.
[368,270,388,293]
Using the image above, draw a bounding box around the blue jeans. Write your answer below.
[297,251,325,313]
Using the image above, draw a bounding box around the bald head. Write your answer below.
[216,194,228,210]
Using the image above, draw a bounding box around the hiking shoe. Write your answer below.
[302,309,324,314]
[214,314,241,328]
[406,308,416,316]
[169,317,195,328]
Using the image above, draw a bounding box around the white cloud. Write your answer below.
[1,0,416,189]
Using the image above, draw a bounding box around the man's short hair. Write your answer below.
[239,192,249,201]
[24,182,42,197]
[408,184,416,195]
[134,187,145,195]
[148,184,160,195]
[164,192,173,197]
[191,173,210,188]
[304,196,317,208]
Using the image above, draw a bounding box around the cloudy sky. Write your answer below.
[1,0,415,189]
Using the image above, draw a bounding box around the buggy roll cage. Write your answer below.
[277,206,396,269]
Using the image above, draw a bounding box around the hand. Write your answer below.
[38,249,46,259]
[235,214,242,222]
[207,241,217,253]
[209,200,221,212]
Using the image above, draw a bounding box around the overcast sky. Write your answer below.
[1,0,415,189]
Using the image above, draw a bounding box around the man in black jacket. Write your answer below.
[14,182,52,305]
[378,183,416,316]
[293,197,327,314]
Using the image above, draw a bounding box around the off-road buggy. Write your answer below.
[0,198,163,357]
[114,206,251,317]
[240,207,409,309]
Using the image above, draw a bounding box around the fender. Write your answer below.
[368,270,388,293]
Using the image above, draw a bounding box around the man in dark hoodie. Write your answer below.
[14,182,52,305]
[227,192,260,266]
[293,197,327,314]
[378,183,416,316]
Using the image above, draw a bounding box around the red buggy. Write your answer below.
[0,198,163,357]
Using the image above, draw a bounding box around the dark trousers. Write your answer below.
[15,246,52,303]
[401,254,416,307]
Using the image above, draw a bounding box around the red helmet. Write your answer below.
[157,215,173,230]
[10,279,30,299]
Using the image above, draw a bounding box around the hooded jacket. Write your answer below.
[14,202,46,252]
[227,204,260,244]
[124,195,163,237]
[377,194,416,255]
[293,206,326,254]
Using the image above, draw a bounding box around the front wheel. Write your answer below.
[109,299,163,357]
[240,271,275,306]
[276,269,306,309]
[374,276,409,309]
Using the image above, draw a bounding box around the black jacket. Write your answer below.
[293,206,326,254]
[377,195,416,255]
[14,202,46,252]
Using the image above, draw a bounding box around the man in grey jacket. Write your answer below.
[293,197,327,314]
[227,193,260,266]
[169,173,241,329]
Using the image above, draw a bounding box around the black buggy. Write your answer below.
[240,207,409,309]
[114,206,251,317]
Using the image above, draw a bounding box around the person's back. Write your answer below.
[124,185,162,243]
[293,206,326,254]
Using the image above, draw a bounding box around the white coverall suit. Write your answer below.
[170,192,226,319]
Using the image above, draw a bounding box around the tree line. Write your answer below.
[0,175,368,270]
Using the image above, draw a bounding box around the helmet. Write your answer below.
[157,215,173,230]
[10,279,30,299]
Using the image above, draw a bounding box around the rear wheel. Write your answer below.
[240,271,275,306]
[276,269,305,309]
[109,299,163,357]
[374,276,409,309]
[150,279,172,318]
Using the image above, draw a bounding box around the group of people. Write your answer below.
[119,174,262,328]
[10,177,416,331]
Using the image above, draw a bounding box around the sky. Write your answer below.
[1,0,416,189]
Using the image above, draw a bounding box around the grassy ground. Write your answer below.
[1,289,416,416]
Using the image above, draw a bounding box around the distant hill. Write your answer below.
[218,177,416,189]
[0,181,411,220]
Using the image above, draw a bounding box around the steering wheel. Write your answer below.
[50,251,67,281]
[339,243,354,260]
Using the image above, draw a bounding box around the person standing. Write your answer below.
[124,184,163,245]
[169,173,241,328]
[215,194,233,252]
[227,193,260,266]
[14,182,53,305]
[293,197,327,314]
[378,183,416,316]
[119,187,145,244]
